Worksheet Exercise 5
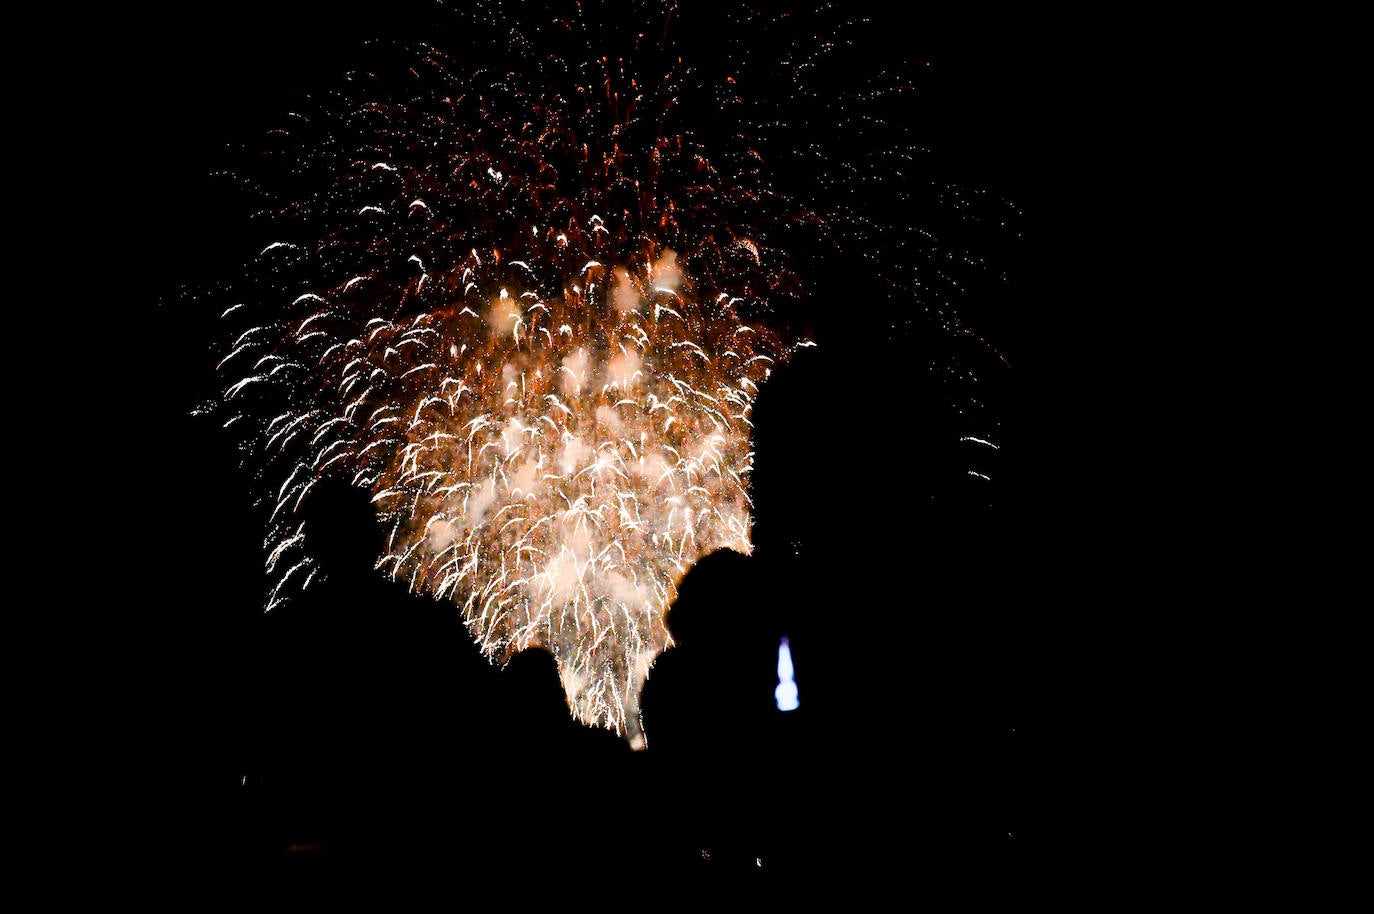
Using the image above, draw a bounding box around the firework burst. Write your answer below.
[209,0,1004,745]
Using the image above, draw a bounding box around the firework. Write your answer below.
[210,0,1002,745]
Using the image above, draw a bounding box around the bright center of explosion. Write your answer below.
[387,249,769,747]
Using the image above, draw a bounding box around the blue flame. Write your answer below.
[775,637,799,712]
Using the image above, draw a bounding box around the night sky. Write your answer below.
[81,0,1083,898]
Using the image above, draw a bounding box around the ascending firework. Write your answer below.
[210,0,1006,745]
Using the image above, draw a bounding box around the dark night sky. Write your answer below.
[71,0,1100,896]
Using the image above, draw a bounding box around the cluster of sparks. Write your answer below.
[228,242,786,743]
[210,0,1003,744]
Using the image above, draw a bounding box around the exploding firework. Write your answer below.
[208,0,1006,745]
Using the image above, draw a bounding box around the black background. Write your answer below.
[74,0,1095,899]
